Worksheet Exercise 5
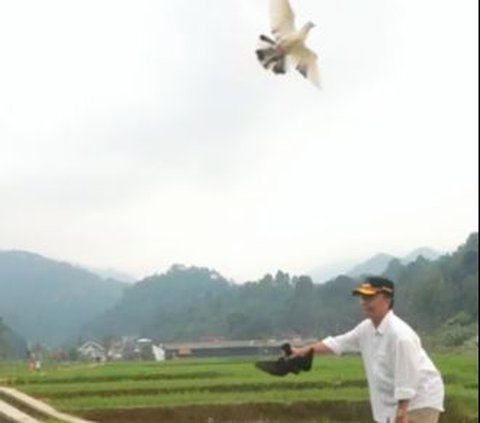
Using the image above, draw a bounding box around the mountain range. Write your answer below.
[85,233,477,345]
[0,235,475,350]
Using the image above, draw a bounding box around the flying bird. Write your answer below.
[256,0,320,88]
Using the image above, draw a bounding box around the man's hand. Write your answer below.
[290,346,306,357]
[291,344,320,357]
[395,415,408,423]
[291,342,333,357]
[395,400,409,423]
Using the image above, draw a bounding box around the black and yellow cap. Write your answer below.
[352,276,394,297]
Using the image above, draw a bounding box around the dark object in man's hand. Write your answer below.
[255,343,314,377]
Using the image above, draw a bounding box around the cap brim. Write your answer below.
[352,287,378,296]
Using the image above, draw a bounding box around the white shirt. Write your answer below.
[323,311,444,423]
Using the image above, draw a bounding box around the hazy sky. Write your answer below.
[0,0,478,282]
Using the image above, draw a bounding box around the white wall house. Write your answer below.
[77,341,106,362]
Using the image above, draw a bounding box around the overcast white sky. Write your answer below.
[0,0,478,282]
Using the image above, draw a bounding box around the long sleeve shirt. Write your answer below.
[322,310,444,423]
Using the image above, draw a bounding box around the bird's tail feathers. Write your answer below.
[256,48,287,74]
[256,34,287,74]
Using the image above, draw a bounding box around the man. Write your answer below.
[291,276,444,423]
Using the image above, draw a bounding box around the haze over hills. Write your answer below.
[309,247,442,282]
[347,247,442,278]
[401,247,441,263]
[84,266,137,284]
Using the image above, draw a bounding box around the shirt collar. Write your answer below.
[374,309,394,336]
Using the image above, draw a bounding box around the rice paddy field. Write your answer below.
[0,352,477,423]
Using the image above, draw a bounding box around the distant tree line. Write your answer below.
[85,233,478,348]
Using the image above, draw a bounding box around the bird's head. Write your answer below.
[298,21,315,39]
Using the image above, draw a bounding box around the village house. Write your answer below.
[77,340,106,362]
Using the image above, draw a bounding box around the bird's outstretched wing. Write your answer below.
[270,0,296,39]
[290,45,320,88]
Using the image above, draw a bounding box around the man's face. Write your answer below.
[359,292,390,321]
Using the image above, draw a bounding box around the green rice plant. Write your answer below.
[1,352,477,422]
[51,386,368,411]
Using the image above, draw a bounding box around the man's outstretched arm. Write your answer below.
[291,341,334,357]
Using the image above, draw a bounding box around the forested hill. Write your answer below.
[0,251,126,347]
[84,265,232,341]
[0,317,28,359]
[86,233,478,347]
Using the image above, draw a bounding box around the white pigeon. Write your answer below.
[256,0,320,88]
